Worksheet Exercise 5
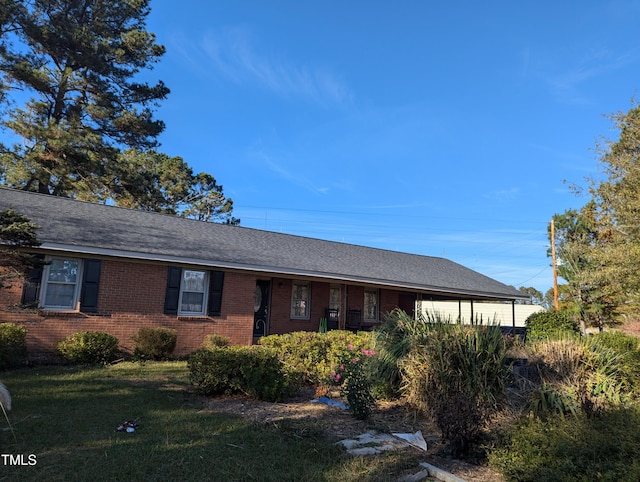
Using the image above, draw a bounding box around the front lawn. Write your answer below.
[0,362,423,482]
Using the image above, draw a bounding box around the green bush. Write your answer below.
[0,322,27,369]
[525,310,579,342]
[401,320,508,457]
[489,407,640,481]
[259,330,372,385]
[57,331,119,364]
[586,331,640,395]
[329,344,377,419]
[201,334,230,349]
[188,346,290,402]
[132,327,177,361]
[342,360,376,420]
[371,309,431,398]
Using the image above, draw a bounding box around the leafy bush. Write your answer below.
[329,344,377,419]
[201,334,230,349]
[259,330,372,385]
[586,331,640,395]
[188,346,290,402]
[401,320,508,457]
[489,407,640,481]
[57,331,119,364]
[525,310,579,342]
[526,333,640,418]
[0,322,27,368]
[132,327,177,361]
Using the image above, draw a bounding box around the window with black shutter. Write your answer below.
[164,267,225,317]
[164,266,182,314]
[80,259,101,313]
[207,271,224,316]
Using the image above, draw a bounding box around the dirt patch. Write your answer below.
[203,388,504,482]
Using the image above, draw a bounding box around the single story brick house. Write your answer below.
[0,187,528,358]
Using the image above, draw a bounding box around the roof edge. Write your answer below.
[35,243,528,301]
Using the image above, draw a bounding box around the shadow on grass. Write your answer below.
[0,362,422,482]
[489,406,640,481]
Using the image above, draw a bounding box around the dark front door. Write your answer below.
[253,280,270,338]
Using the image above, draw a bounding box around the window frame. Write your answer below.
[364,288,379,322]
[40,256,83,311]
[290,281,310,319]
[177,269,210,316]
[329,284,341,313]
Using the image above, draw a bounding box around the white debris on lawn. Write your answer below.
[337,430,427,456]
[392,430,428,451]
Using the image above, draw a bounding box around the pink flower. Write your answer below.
[340,365,345,370]
[335,373,341,381]
[347,344,354,350]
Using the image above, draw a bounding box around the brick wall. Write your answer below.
[1,261,412,361]
[0,259,255,360]
[268,278,330,334]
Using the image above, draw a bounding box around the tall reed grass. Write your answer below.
[374,310,509,456]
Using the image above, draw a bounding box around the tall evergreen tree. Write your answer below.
[551,101,640,326]
[0,208,42,289]
[113,149,238,224]
[0,0,168,199]
[0,1,238,223]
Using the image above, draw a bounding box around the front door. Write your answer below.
[253,280,270,338]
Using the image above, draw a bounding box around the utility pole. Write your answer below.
[551,218,559,310]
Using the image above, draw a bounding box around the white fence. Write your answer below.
[416,300,544,328]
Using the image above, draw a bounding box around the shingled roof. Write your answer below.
[0,187,527,301]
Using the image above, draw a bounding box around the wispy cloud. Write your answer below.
[248,147,330,195]
[541,48,637,105]
[193,26,352,105]
[483,187,519,201]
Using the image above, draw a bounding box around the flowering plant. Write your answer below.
[329,344,376,419]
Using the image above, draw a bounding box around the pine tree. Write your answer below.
[0,0,168,199]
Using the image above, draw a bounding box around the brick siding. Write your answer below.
[1,260,407,362]
[0,260,255,360]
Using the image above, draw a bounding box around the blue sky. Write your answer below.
[141,1,639,294]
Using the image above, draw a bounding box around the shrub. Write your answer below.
[201,334,230,349]
[489,407,640,481]
[371,309,431,397]
[0,322,27,369]
[401,321,508,457]
[259,330,373,385]
[188,346,290,402]
[586,331,640,394]
[329,344,377,419]
[132,327,177,361]
[57,331,119,364]
[525,310,579,342]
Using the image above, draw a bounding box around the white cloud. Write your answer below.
[195,27,352,105]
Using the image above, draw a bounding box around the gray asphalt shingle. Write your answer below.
[0,187,527,300]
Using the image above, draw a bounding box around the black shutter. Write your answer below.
[207,270,224,316]
[80,259,102,313]
[164,266,182,314]
[21,256,45,306]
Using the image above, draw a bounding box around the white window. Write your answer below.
[291,282,310,319]
[179,270,209,315]
[364,289,378,322]
[41,257,82,310]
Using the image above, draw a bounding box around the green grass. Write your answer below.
[0,362,422,482]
